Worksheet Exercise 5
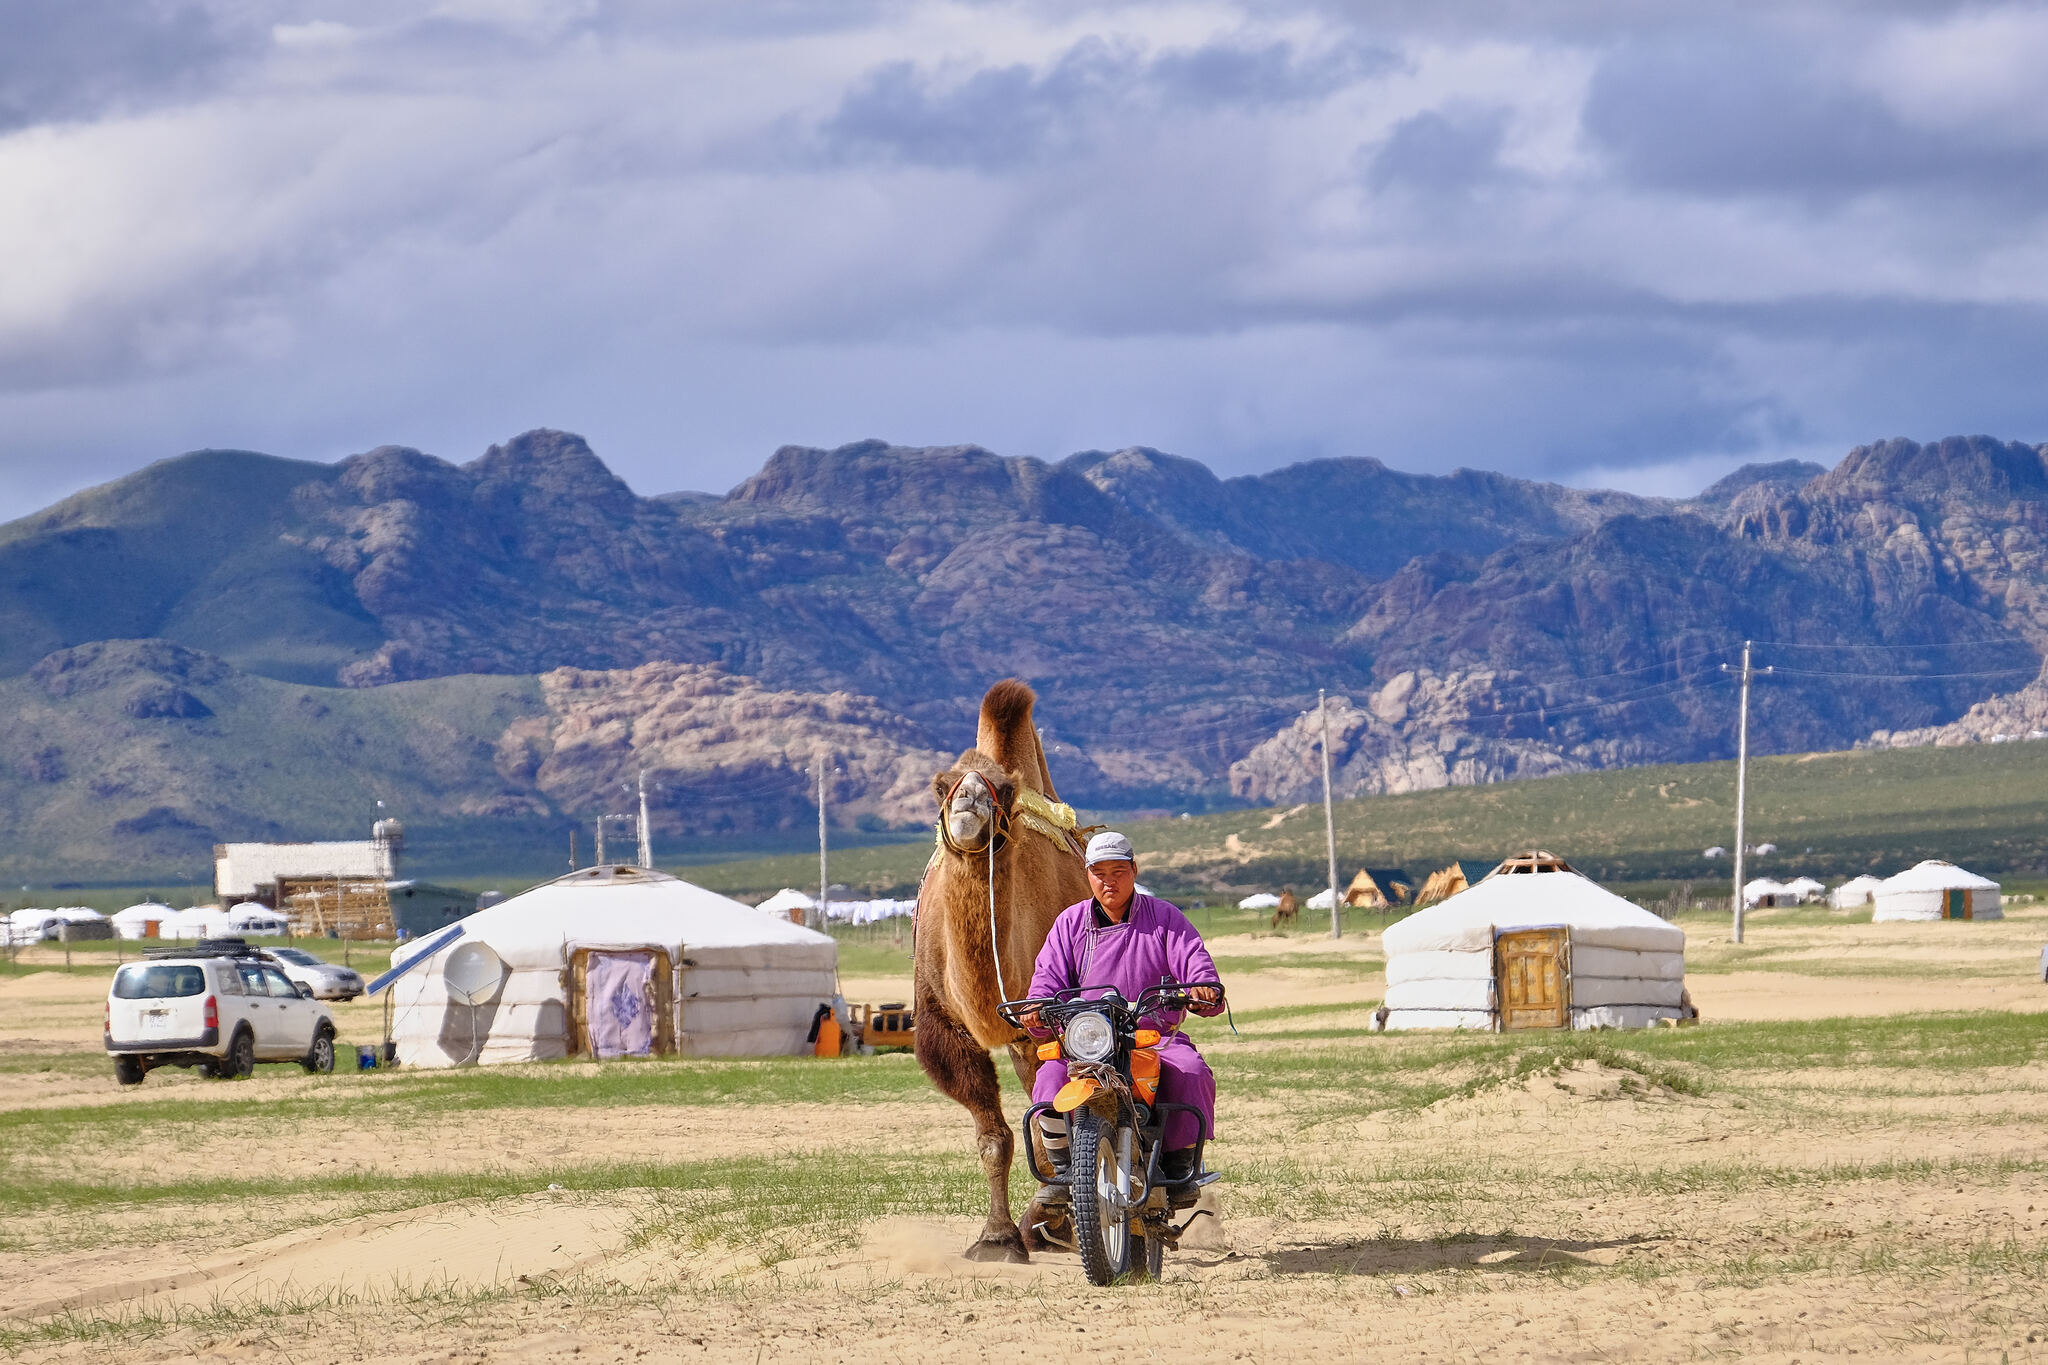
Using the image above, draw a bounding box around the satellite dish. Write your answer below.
[441,942,504,1067]
[443,942,504,1001]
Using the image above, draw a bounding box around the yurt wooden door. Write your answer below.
[1943,889,1971,920]
[567,948,676,1058]
[1495,929,1569,1030]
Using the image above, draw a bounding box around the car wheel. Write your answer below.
[113,1055,145,1086]
[303,1027,336,1074]
[221,1028,255,1079]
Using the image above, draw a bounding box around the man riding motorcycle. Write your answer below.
[1021,830,1225,1211]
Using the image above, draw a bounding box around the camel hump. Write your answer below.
[976,678,1054,797]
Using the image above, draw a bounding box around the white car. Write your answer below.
[257,947,366,1001]
[105,945,338,1085]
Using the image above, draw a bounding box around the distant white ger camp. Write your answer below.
[1872,861,2002,922]
[1379,851,1689,1031]
[386,866,838,1067]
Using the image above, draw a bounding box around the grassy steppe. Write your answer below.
[682,739,2048,901]
[3,907,2048,1360]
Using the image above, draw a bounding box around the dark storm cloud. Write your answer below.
[1584,32,2048,203]
[2,1,2047,521]
[825,34,1393,168]
[0,0,253,131]
[1365,106,1512,193]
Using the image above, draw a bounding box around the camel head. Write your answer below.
[931,759,1018,856]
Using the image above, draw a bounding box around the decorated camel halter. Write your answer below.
[932,778,1092,860]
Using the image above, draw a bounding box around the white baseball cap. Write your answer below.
[1084,831,1135,866]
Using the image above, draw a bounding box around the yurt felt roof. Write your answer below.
[112,903,173,922]
[756,887,816,915]
[1782,877,1826,895]
[1743,877,1787,897]
[1383,865,1684,956]
[396,866,834,973]
[1237,893,1281,909]
[1878,860,1999,893]
[1834,875,1882,893]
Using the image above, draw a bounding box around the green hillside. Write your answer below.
[0,652,551,885]
[0,452,380,684]
[678,740,2048,901]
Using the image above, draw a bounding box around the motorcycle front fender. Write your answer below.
[1053,1077,1100,1112]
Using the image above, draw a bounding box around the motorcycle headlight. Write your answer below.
[1065,1010,1116,1063]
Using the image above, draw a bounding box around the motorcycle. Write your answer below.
[999,981,1222,1284]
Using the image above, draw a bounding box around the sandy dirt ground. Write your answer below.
[4,910,2047,1362]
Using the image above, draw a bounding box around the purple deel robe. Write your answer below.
[1026,892,1223,1150]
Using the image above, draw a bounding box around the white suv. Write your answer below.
[105,941,338,1085]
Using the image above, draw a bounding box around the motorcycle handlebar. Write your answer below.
[997,981,1224,1028]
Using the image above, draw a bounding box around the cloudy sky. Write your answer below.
[3,0,2046,518]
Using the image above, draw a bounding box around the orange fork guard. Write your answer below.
[1053,1077,1100,1112]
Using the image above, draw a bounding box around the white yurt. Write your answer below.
[1781,877,1826,904]
[1380,851,1689,1031]
[1829,875,1882,909]
[755,887,816,922]
[1237,893,1281,910]
[161,906,222,940]
[1872,861,2003,922]
[111,902,174,940]
[1742,877,1789,908]
[385,866,839,1068]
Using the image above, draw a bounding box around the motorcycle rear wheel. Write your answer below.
[1070,1110,1135,1285]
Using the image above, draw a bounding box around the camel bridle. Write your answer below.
[933,772,1018,1004]
[934,772,1013,860]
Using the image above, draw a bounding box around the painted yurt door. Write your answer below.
[1495,929,1569,1030]
[568,948,677,1058]
[1943,889,1970,920]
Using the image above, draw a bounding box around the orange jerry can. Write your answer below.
[813,1011,842,1057]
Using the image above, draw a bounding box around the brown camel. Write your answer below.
[1272,887,1299,930]
[914,679,1090,1262]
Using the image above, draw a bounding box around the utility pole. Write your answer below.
[1721,641,1772,944]
[594,816,606,867]
[1319,689,1341,940]
[816,755,830,933]
[636,769,652,870]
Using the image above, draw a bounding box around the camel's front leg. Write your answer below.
[916,1004,1028,1262]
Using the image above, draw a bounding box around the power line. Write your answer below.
[1768,665,2041,682]
[1468,668,1734,724]
[1758,636,2037,653]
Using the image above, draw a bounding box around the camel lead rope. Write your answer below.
[988,840,1008,1004]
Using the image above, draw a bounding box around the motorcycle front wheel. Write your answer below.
[1070,1109,1136,1285]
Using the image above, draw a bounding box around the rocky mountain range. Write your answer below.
[1,428,2043,880]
